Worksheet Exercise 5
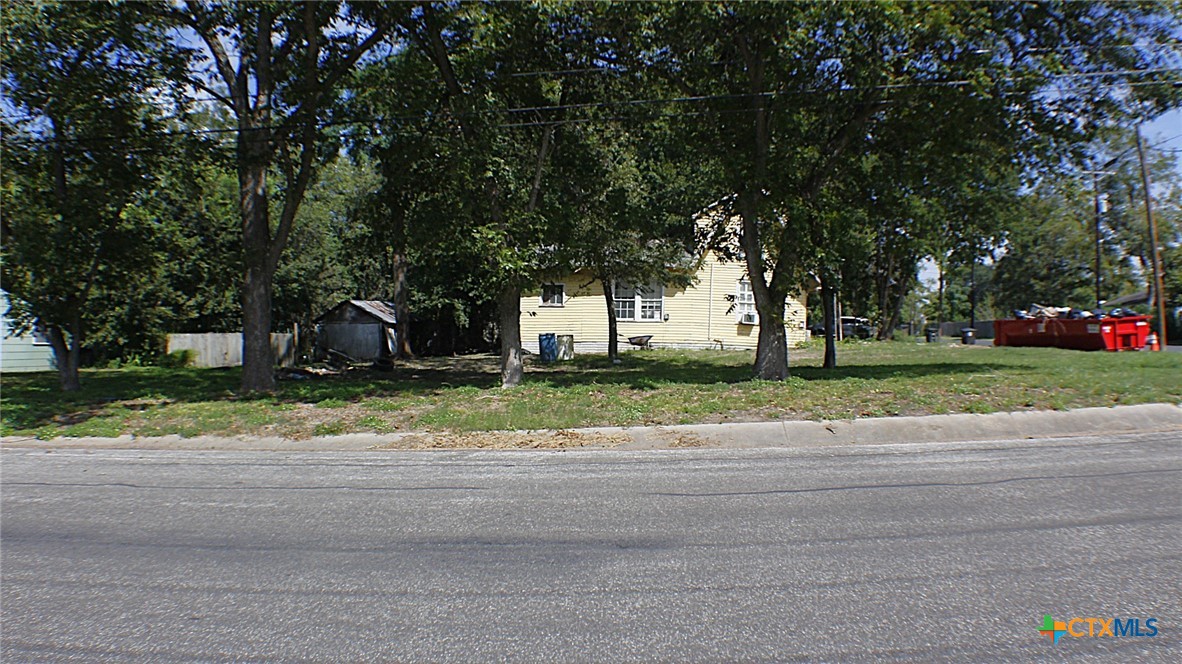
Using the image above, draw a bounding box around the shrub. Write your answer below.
[158,349,195,368]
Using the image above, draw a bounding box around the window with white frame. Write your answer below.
[32,329,52,345]
[613,281,664,321]
[540,283,565,307]
[639,283,663,320]
[736,279,757,324]
[613,282,635,320]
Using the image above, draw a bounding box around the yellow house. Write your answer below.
[520,249,809,354]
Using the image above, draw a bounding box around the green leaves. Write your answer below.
[2,1,188,377]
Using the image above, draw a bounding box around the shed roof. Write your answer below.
[1104,291,1151,307]
[315,300,398,325]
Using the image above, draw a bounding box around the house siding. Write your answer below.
[0,291,56,373]
[521,252,809,353]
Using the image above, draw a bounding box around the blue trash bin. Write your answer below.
[538,333,558,362]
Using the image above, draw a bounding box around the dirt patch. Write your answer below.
[373,428,630,450]
[663,431,708,448]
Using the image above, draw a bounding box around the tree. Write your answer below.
[157,1,400,392]
[1,2,180,389]
[1090,128,1182,302]
[993,181,1099,312]
[389,2,620,386]
[851,80,1020,341]
[617,1,1181,379]
[344,37,471,360]
[154,137,244,335]
[273,155,381,343]
[548,63,714,362]
[993,128,1182,315]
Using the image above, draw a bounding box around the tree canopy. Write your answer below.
[2,1,1179,390]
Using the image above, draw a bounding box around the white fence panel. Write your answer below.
[167,333,295,368]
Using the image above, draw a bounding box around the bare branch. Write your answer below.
[280,16,392,136]
[527,125,555,213]
[268,130,315,272]
[251,5,273,124]
[420,18,463,99]
[189,78,233,108]
[183,1,247,115]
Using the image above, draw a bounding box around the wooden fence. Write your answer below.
[166,333,296,368]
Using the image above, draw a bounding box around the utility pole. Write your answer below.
[1135,125,1169,347]
[937,261,944,338]
[1082,169,1116,308]
[969,258,977,329]
[1092,172,1103,309]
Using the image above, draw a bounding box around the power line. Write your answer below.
[4,66,1179,148]
[1149,133,1182,149]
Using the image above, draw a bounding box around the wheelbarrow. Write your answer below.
[621,334,654,350]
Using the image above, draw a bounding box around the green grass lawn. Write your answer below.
[3,340,1180,439]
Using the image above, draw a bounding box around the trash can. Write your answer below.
[556,334,574,360]
[961,328,976,345]
[925,328,938,343]
[538,333,558,362]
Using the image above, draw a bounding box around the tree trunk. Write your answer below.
[880,284,908,341]
[754,308,788,380]
[241,261,274,392]
[498,284,524,388]
[602,278,619,362]
[877,273,912,341]
[969,259,977,329]
[239,144,276,393]
[937,264,945,340]
[822,278,837,369]
[750,294,791,380]
[392,251,413,359]
[46,118,80,392]
[47,324,81,392]
[873,248,894,340]
[735,192,790,381]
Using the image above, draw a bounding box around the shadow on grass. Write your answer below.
[525,357,1009,389]
[1,354,1010,432]
[0,367,243,431]
[1,363,503,431]
[790,362,1012,382]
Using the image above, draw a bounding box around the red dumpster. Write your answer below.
[994,316,1150,351]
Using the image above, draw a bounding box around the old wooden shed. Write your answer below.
[314,300,399,361]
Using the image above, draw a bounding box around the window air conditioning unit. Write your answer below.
[740,312,757,325]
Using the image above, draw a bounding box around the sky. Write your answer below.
[1144,107,1182,151]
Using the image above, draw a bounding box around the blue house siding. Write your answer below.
[1,291,56,373]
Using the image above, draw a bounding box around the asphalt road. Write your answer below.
[2,433,1179,662]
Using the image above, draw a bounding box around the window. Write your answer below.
[638,284,663,320]
[737,280,757,324]
[32,324,51,346]
[614,281,663,322]
[540,284,565,307]
[613,282,635,320]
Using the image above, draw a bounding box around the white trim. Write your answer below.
[523,339,766,354]
[613,280,664,322]
[736,279,757,325]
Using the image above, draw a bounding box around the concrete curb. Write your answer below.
[2,403,1180,452]
[612,403,1182,449]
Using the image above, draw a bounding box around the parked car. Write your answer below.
[808,317,877,339]
[841,316,876,339]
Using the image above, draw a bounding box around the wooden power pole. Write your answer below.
[1135,125,1169,348]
